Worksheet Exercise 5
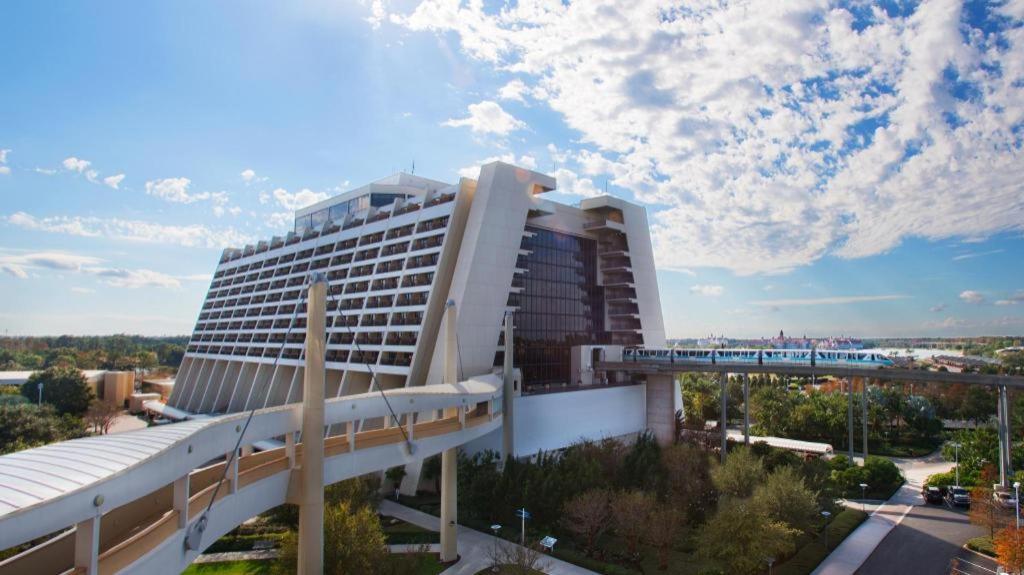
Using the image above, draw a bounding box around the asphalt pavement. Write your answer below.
[856,498,998,575]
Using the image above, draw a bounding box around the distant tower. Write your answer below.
[779,329,784,339]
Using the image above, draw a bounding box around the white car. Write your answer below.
[994,490,1018,510]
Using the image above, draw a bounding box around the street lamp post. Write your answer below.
[860,483,869,513]
[37,382,43,406]
[821,510,832,550]
[1015,482,1021,530]
[952,442,962,486]
[515,508,530,546]
[489,524,503,573]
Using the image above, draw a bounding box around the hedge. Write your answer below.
[775,509,868,575]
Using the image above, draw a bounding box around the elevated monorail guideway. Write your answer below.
[610,347,1024,388]
[600,346,1024,488]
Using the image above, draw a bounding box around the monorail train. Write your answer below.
[623,347,895,367]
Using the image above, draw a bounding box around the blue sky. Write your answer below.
[0,0,1022,338]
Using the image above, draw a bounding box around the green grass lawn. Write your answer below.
[775,509,868,575]
[474,567,545,574]
[866,436,942,458]
[967,535,997,557]
[182,554,444,575]
[182,560,272,575]
[381,514,440,545]
[385,553,447,575]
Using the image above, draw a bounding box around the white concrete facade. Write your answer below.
[171,161,667,457]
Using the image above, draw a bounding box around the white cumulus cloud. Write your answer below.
[271,188,329,211]
[388,0,1024,275]
[690,284,725,297]
[5,211,252,249]
[959,290,985,304]
[103,174,125,189]
[240,168,268,184]
[62,157,92,173]
[442,100,525,135]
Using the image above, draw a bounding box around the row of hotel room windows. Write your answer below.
[213,214,451,287]
[187,344,415,366]
[201,253,439,312]
[192,329,419,347]
[219,191,455,265]
[208,232,445,294]
[201,271,435,317]
[195,293,430,330]
[193,310,424,336]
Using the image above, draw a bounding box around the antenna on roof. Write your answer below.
[605,179,608,194]
[411,159,415,174]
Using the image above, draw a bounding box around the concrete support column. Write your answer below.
[502,312,515,461]
[286,431,296,468]
[720,372,728,462]
[861,378,869,460]
[174,475,190,529]
[743,373,750,446]
[298,274,326,575]
[998,385,1012,487]
[645,374,676,447]
[847,378,855,460]
[1003,386,1013,484]
[440,299,459,563]
[228,450,239,494]
[440,446,458,562]
[74,515,100,575]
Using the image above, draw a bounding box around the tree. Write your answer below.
[21,366,94,416]
[385,466,407,493]
[422,454,442,493]
[263,476,380,529]
[711,446,765,499]
[85,400,120,435]
[487,540,549,575]
[275,500,387,575]
[561,488,611,555]
[647,507,679,571]
[0,403,87,454]
[995,526,1024,574]
[961,386,995,425]
[753,466,820,534]
[662,444,717,524]
[610,490,655,558]
[621,431,662,492]
[751,385,796,437]
[969,486,1008,539]
[682,373,719,429]
[697,498,797,575]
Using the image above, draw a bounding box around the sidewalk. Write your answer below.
[812,450,952,574]
[194,549,278,563]
[379,500,598,575]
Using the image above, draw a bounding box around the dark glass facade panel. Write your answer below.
[506,226,609,390]
[311,208,329,228]
[329,202,350,221]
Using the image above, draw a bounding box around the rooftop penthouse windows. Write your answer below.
[294,192,413,233]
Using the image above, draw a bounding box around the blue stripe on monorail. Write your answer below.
[623,348,895,367]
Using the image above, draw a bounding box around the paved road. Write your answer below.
[816,450,1002,574]
[856,501,997,574]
